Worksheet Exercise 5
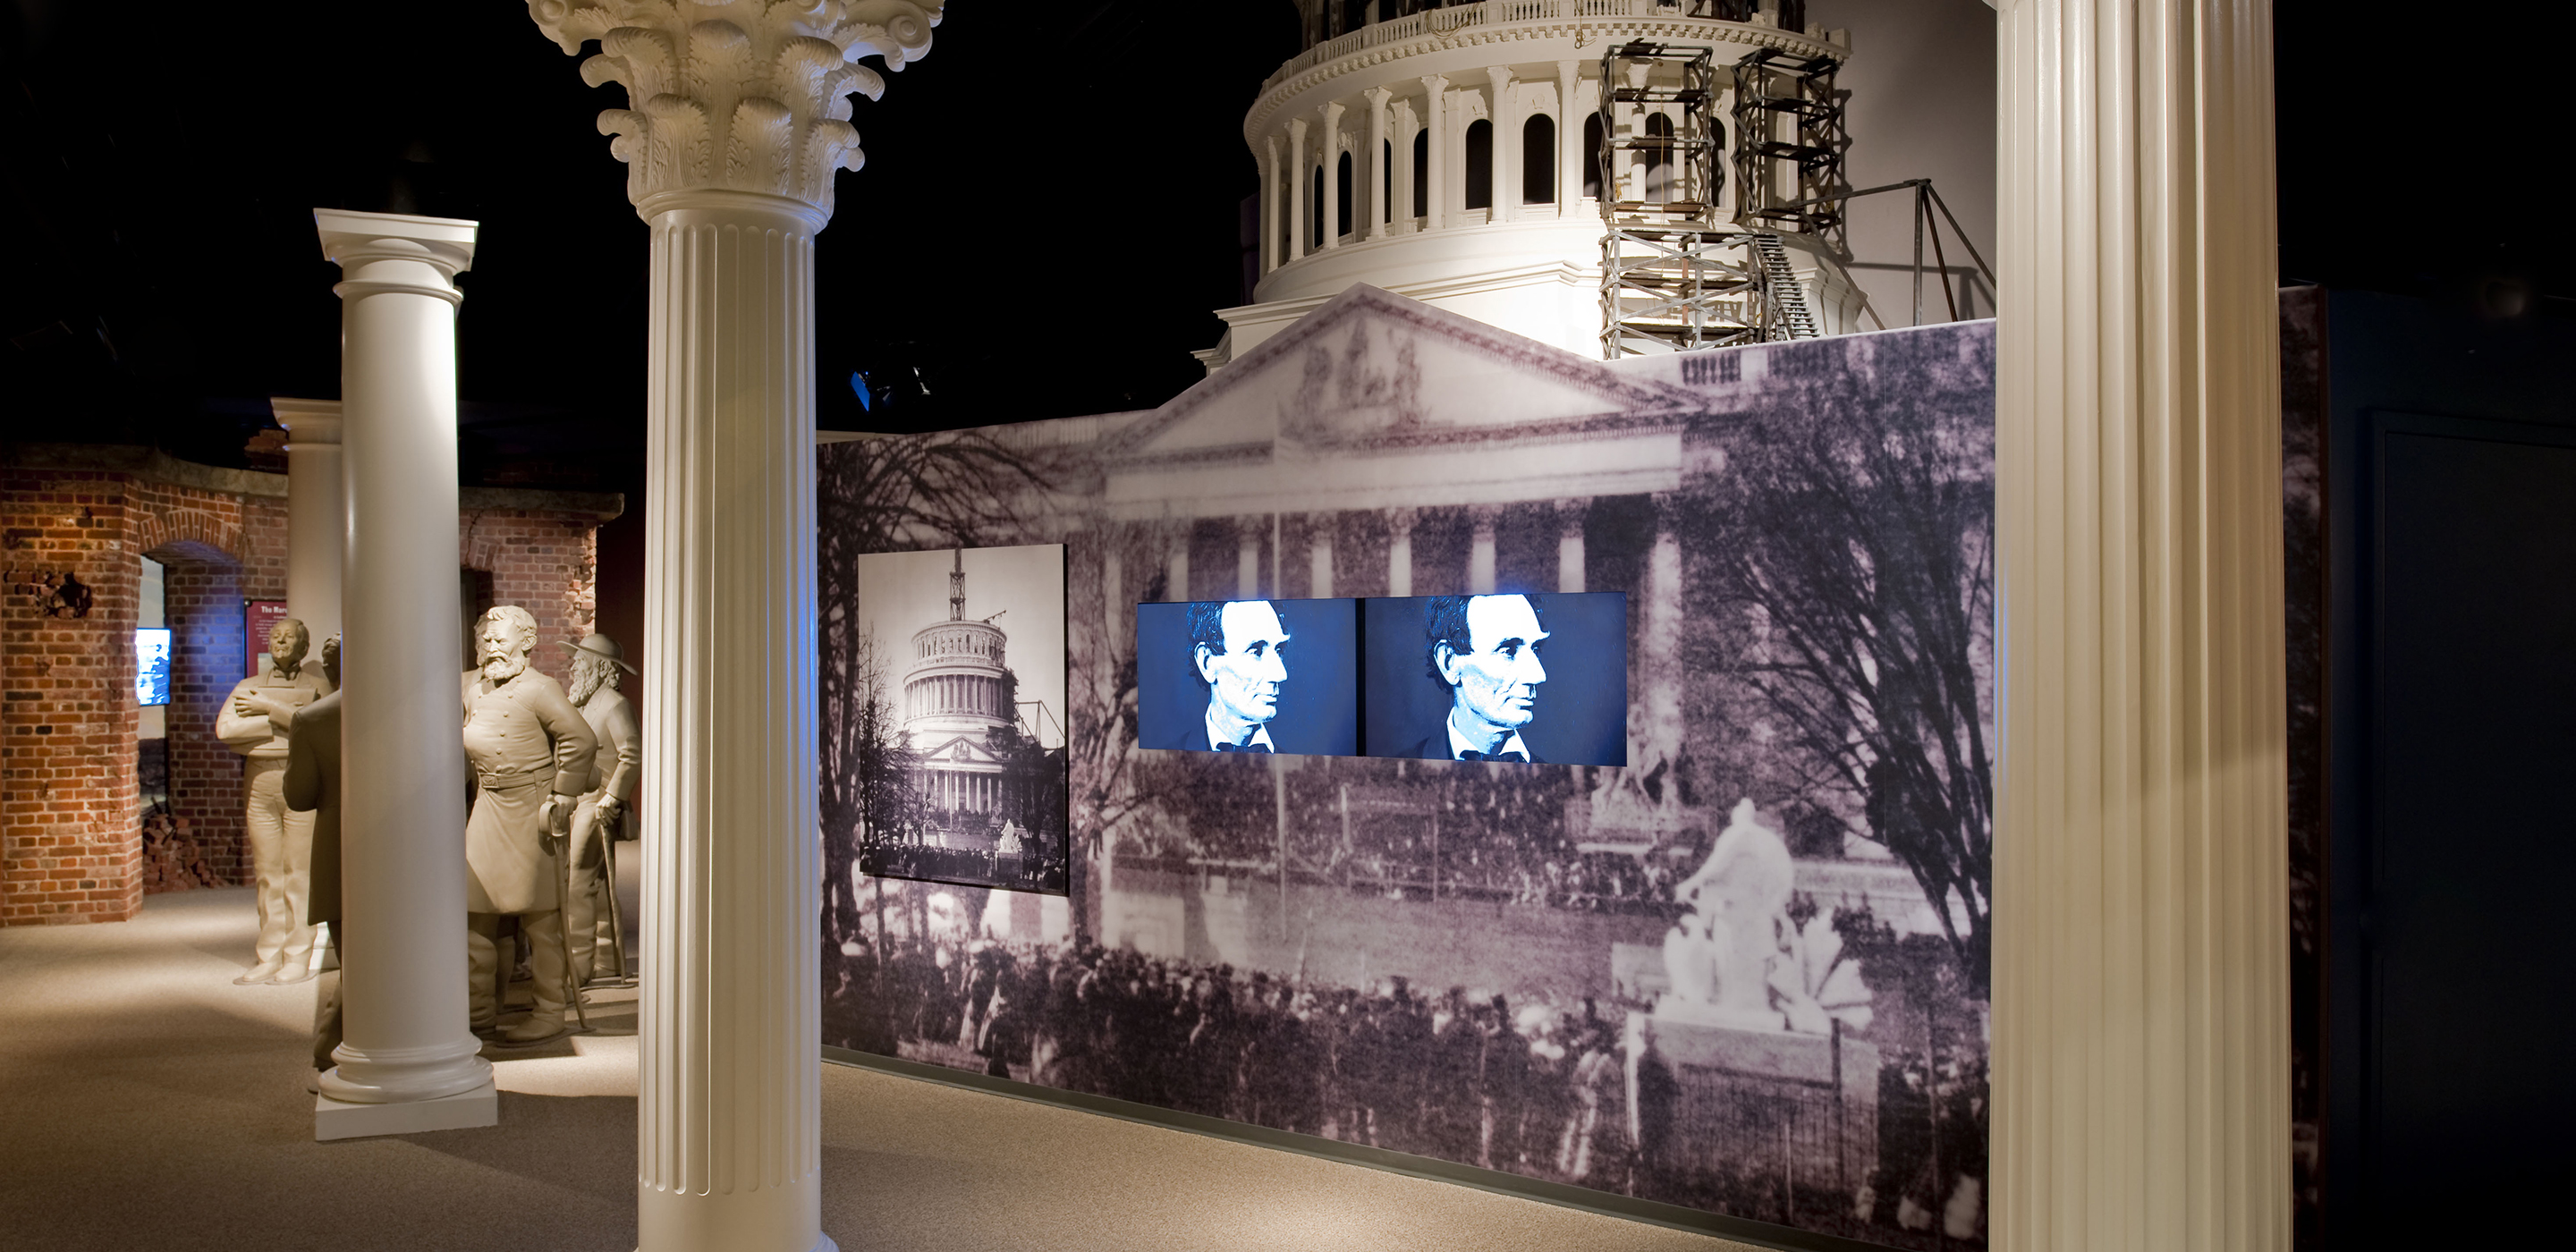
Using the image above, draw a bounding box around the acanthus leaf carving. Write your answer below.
[530,0,945,216]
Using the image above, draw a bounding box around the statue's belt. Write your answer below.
[477,768,556,791]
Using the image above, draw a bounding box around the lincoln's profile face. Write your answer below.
[1196,600,1291,729]
[1436,594,1549,734]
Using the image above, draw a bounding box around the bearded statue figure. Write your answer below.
[215,616,335,985]
[460,605,597,1044]
[561,633,640,986]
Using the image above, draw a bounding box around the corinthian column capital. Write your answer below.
[528,0,945,217]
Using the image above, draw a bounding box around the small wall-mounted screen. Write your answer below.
[135,628,172,707]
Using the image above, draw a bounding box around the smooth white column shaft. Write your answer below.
[1992,1,2289,1249]
[1555,60,1580,216]
[1321,102,1345,249]
[1364,89,1390,240]
[1487,67,1513,222]
[635,190,826,1252]
[314,209,490,1106]
[273,398,345,646]
[1288,119,1309,261]
[1419,76,1446,231]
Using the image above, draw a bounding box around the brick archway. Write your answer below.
[138,522,251,895]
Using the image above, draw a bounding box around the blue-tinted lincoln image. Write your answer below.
[1362,592,1627,766]
[1137,598,1360,756]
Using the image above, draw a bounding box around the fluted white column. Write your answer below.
[1992,2,2288,1251]
[269,398,345,647]
[531,4,944,1248]
[1363,88,1390,241]
[312,210,494,1129]
[1419,76,1447,231]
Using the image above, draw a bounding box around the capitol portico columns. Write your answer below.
[1555,498,1586,594]
[529,4,944,1249]
[311,209,495,1134]
[1386,507,1415,598]
[1991,1,2289,1249]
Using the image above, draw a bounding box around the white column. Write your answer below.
[311,210,495,1134]
[1992,3,2288,1251]
[1259,136,1280,275]
[1487,66,1513,223]
[1386,508,1415,598]
[1419,76,1447,232]
[1623,61,1651,204]
[1364,88,1391,241]
[1556,60,1580,217]
[1288,117,1309,262]
[530,6,941,1250]
[1166,522,1191,602]
[1307,513,1335,600]
[1102,532,1125,652]
[269,398,345,648]
[1467,505,1498,595]
[1320,102,1346,249]
[1555,498,1585,593]
[1641,492,1682,763]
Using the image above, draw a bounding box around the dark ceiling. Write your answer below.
[4,0,2567,483]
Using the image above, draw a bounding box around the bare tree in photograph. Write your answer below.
[1707,341,1996,990]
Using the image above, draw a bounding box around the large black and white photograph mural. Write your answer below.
[819,286,1995,1249]
[826,543,1070,897]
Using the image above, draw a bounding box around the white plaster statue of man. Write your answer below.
[1657,799,1795,1030]
[461,605,597,1044]
[560,632,640,987]
[216,616,335,986]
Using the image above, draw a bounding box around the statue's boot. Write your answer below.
[500,909,572,1045]
[465,915,512,1033]
[233,960,285,986]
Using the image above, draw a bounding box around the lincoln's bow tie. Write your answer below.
[1217,740,1273,754]
[1458,749,1528,763]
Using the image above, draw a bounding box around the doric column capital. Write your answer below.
[1554,496,1588,537]
[527,0,945,219]
[269,398,343,447]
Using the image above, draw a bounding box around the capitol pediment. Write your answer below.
[1104,285,1689,467]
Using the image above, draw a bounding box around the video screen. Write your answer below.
[1136,598,1360,757]
[1360,592,1628,766]
[134,628,172,707]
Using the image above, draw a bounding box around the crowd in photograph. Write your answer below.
[858,843,1067,893]
[825,932,1987,1238]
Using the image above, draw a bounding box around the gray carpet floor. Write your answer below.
[0,887,1750,1251]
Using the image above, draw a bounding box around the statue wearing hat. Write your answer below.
[563,631,640,986]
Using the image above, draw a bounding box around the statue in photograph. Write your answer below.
[283,634,343,1070]
[215,615,335,985]
[1410,594,1549,762]
[561,632,640,987]
[461,605,597,1044]
[1190,599,1292,752]
[1657,799,1794,1031]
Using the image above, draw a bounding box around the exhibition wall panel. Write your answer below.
[818,286,1996,1249]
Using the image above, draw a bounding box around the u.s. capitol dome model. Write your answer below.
[1209,0,1864,367]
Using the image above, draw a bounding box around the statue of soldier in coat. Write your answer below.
[561,632,640,987]
[461,605,596,1045]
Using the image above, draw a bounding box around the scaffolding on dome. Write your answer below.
[1731,44,1848,241]
[1597,39,1769,358]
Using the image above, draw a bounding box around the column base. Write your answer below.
[314,1079,497,1141]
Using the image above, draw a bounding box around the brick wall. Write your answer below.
[2,471,143,925]
[1,459,612,926]
[461,510,600,688]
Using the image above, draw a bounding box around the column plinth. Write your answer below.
[312,210,493,1120]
